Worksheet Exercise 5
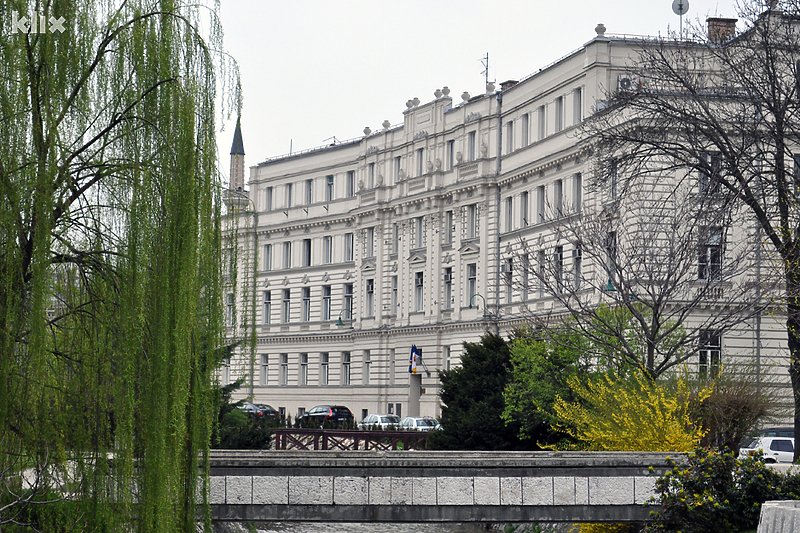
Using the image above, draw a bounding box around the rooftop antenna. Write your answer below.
[672,0,689,39]
[480,53,490,88]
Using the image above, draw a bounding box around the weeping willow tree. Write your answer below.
[0,1,237,531]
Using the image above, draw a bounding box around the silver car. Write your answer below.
[398,416,441,432]
[358,414,400,430]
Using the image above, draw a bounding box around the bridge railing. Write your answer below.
[273,429,429,451]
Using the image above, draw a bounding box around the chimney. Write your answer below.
[500,80,519,91]
[707,17,737,43]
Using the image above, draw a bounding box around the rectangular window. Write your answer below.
[344,233,354,262]
[520,191,529,227]
[392,223,399,254]
[555,96,564,133]
[346,170,355,198]
[606,231,617,284]
[467,263,477,305]
[699,330,721,379]
[555,179,563,216]
[554,246,564,294]
[283,241,292,269]
[263,290,271,325]
[262,243,272,271]
[395,156,402,182]
[505,197,513,232]
[448,140,455,170]
[700,152,722,194]
[342,352,351,386]
[414,272,424,312]
[698,227,723,281]
[280,353,288,386]
[468,131,476,161]
[506,121,514,154]
[299,353,308,386]
[365,227,374,258]
[302,238,311,267]
[305,178,313,204]
[504,258,513,303]
[261,354,269,386]
[574,173,582,212]
[521,253,529,301]
[521,113,529,146]
[285,183,293,208]
[538,105,546,140]
[611,159,618,201]
[323,235,333,264]
[445,210,454,244]
[363,350,371,385]
[282,289,291,323]
[343,283,353,320]
[326,174,334,202]
[573,87,583,125]
[466,204,478,239]
[538,250,546,298]
[265,186,273,211]
[389,348,396,385]
[573,246,582,291]
[414,217,425,249]
[417,148,425,176]
[302,287,311,322]
[320,352,329,385]
[444,267,453,310]
[537,185,546,222]
[366,278,374,317]
[369,162,375,188]
[226,293,234,326]
[322,285,331,321]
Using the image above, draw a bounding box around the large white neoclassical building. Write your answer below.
[222,19,791,423]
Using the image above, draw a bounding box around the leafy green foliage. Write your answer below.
[646,448,800,533]
[502,332,594,446]
[0,2,238,531]
[428,334,532,450]
[212,380,275,450]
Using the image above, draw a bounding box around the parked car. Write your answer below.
[739,436,795,463]
[398,416,441,432]
[300,405,354,428]
[358,414,400,430]
[758,427,794,438]
[239,402,278,418]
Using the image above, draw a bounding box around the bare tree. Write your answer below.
[515,166,769,379]
[578,0,800,458]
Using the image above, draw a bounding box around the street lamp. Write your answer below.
[335,309,353,328]
[468,293,491,319]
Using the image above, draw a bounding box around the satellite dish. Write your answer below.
[672,0,689,15]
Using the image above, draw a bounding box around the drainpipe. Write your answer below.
[494,90,502,335]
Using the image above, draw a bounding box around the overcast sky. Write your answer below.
[216,0,736,179]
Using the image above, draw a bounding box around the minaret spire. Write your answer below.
[229,116,245,192]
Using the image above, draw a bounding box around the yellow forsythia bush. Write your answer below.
[552,370,712,452]
[556,371,712,533]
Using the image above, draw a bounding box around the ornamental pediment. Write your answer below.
[407,250,427,264]
[361,258,377,271]
[458,242,480,255]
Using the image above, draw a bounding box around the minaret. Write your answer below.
[229,116,245,192]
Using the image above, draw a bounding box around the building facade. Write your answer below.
[223,22,791,422]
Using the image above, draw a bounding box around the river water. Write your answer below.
[249,523,496,532]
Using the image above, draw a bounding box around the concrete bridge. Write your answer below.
[207,450,675,524]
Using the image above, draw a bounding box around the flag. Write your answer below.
[409,344,420,374]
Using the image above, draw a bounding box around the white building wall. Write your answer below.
[222,26,792,423]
